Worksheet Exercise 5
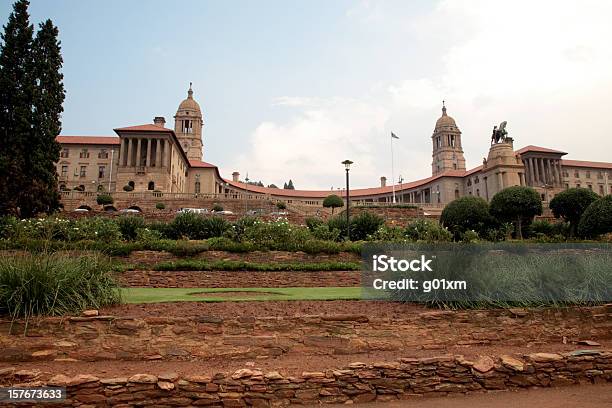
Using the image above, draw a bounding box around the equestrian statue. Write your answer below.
[491,121,508,144]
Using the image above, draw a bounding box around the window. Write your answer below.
[79,149,89,159]
[574,171,579,178]
[576,183,581,188]
[454,189,459,199]
[60,148,69,158]
[476,189,480,197]
[98,166,105,179]
[61,165,68,178]
[195,181,201,194]
[453,163,457,169]
[562,171,569,177]
[98,149,108,159]
[597,172,603,179]
[182,120,193,134]
[586,171,591,179]
[587,184,592,190]
[148,181,155,190]
[79,166,87,177]
[541,194,545,201]
[450,135,456,147]
[599,185,604,195]
[475,176,480,184]
[128,181,135,188]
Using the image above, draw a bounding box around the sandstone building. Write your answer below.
[56,87,612,211]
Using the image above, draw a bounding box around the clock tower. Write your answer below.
[175,83,204,161]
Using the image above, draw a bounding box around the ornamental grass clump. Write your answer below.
[0,253,121,328]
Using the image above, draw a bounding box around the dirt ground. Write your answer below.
[100,300,432,318]
[313,384,612,408]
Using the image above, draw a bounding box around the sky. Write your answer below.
[2,0,611,190]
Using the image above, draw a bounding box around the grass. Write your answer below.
[121,287,361,303]
[0,253,121,328]
[150,259,361,272]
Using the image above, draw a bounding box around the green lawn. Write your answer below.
[121,287,362,303]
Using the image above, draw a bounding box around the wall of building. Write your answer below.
[56,144,120,192]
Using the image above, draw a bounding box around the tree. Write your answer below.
[0,0,35,216]
[267,184,278,189]
[285,180,295,190]
[489,186,542,239]
[323,194,344,214]
[577,195,612,238]
[96,194,113,206]
[549,188,599,237]
[276,202,287,210]
[0,2,64,217]
[440,196,491,240]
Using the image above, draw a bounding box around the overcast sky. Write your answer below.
[2,0,611,189]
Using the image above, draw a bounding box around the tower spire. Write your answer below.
[442,100,447,116]
[188,82,193,99]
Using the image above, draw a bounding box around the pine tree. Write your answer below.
[0,0,34,216]
[287,179,295,190]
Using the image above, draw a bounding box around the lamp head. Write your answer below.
[342,159,353,170]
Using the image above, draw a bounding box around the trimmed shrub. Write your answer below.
[549,188,599,237]
[122,184,134,192]
[578,195,612,238]
[0,253,121,323]
[323,194,344,214]
[212,204,224,212]
[117,216,145,241]
[243,220,310,250]
[275,202,287,210]
[440,196,491,240]
[404,219,452,242]
[490,186,542,239]
[96,194,114,206]
[170,213,230,240]
[305,217,325,231]
[155,202,166,210]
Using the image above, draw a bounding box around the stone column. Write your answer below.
[135,138,142,167]
[519,172,525,186]
[528,158,535,185]
[145,139,152,167]
[546,159,554,185]
[121,139,127,166]
[497,172,503,190]
[127,138,133,166]
[165,141,172,168]
[538,158,546,185]
[556,160,563,185]
[155,139,161,168]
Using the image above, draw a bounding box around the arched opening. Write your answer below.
[128,205,142,212]
[128,181,135,188]
[103,205,117,212]
[77,205,92,211]
[59,184,67,191]
[195,181,201,194]
[148,181,155,190]
[97,184,105,192]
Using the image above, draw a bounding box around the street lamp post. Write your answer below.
[342,160,353,240]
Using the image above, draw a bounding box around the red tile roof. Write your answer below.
[189,160,217,168]
[56,136,120,145]
[515,145,567,155]
[113,124,174,133]
[561,159,612,169]
[223,169,471,198]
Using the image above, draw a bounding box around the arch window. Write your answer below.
[148,181,155,190]
[128,181,135,188]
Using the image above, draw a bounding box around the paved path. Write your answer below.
[311,384,612,407]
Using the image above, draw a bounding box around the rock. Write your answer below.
[158,372,179,382]
[529,353,563,363]
[14,370,40,379]
[31,349,56,358]
[82,309,99,317]
[128,374,158,383]
[0,367,15,378]
[47,374,71,386]
[232,369,255,379]
[472,356,495,373]
[509,308,528,317]
[68,374,99,386]
[302,371,326,379]
[157,381,175,390]
[185,374,212,383]
[500,355,525,372]
[348,362,367,369]
[264,371,284,380]
[577,340,601,347]
[54,340,78,348]
[100,377,128,385]
[570,350,602,356]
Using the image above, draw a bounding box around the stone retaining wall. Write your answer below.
[119,270,361,288]
[2,306,609,363]
[124,250,360,266]
[1,350,610,407]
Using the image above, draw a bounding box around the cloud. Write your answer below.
[229,0,612,189]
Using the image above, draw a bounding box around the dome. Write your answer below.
[177,84,201,115]
[435,104,457,128]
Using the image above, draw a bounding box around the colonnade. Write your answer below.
[120,137,172,168]
[523,157,563,186]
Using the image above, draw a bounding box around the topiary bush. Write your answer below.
[275,202,287,210]
[96,194,114,206]
[155,202,166,210]
[490,186,542,239]
[578,195,612,238]
[323,194,344,214]
[440,196,492,240]
[122,184,134,192]
[549,188,599,237]
[212,204,224,212]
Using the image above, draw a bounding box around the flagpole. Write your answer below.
[391,133,396,203]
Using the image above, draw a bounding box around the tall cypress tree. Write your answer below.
[0,1,64,217]
[25,19,64,216]
[0,0,34,216]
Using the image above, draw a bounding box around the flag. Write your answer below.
[391,132,399,139]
